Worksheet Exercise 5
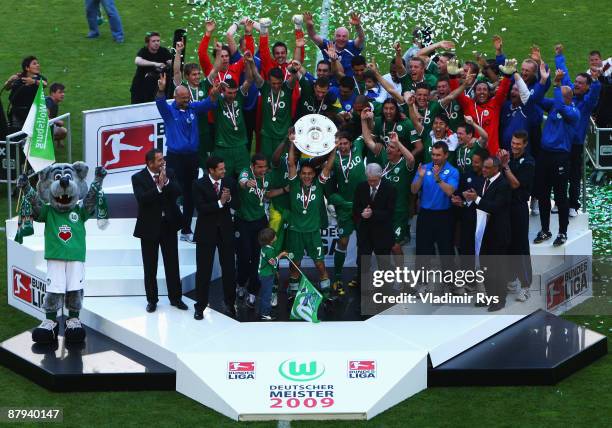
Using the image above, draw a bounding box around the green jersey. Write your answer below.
[400,73,438,93]
[367,118,420,165]
[39,204,91,262]
[417,100,443,138]
[439,99,463,131]
[380,150,414,216]
[237,168,271,221]
[332,137,367,201]
[214,90,247,148]
[288,175,327,232]
[456,140,485,174]
[258,244,280,276]
[260,81,293,140]
[298,76,341,117]
[352,78,367,97]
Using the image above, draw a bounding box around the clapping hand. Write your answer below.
[417,163,426,178]
[220,187,231,204]
[451,194,463,207]
[497,149,510,167]
[361,204,372,219]
[554,69,565,85]
[246,179,257,188]
[463,188,477,201]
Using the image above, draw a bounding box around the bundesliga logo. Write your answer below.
[227,361,256,380]
[347,360,376,379]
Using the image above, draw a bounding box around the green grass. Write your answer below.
[1,0,611,426]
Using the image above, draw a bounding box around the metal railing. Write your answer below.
[1,112,72,217]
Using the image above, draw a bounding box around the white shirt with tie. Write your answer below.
[209,174,229,208]
[475,171,501,206]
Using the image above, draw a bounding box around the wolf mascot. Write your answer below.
[17,162,107,344]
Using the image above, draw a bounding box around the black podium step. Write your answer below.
[0,320,175,392]
[428,310,608,386]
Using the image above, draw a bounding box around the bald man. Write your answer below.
[155,73,220,241]
[304,11,365,77]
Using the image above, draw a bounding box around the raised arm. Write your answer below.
[465,115,488,148]
[390,132,415,169]
[371,63,404,104]
[320,144,337,180]
[349,12,365,49]
[416,40,455,58]
[225,19,242,56]
[198,20,216,75]
[361,109,383,156]
[304,12,324,46]
[287,135,298,179]
[394,42,407,77]
[173,38,185,87]
[513,71,531,105]
[244,50,264,88]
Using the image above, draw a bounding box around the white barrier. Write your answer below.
[83,102,167,188]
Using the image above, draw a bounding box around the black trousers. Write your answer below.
[165,152,199,234]
[509,201,533,287]
[356,232,391,286]
[416,208,454,255]
[195,227,236,312]
[529,124,542,197]
[139,218,182,304]
[535,150,570,234]
[568,144,584,210]
[235,216,268,294]
[481,249,509,305]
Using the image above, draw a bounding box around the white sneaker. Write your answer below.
[516,288,530,302]
[260,314,275,321]
[246,293,256,308]
[180,232,195,243]
[569,208,578,217]
[530,199,539,216]
[270,292,278,307]
[506,279,521,294]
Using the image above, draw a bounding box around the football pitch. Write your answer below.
[0,0,611,426]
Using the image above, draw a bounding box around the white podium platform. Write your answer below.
[5,208,593,420]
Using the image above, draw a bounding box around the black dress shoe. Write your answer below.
[487,302,506,312]
[474,301,488,307]
[171,300,188,310]
[194,310,204,320]
[146,303,157,313]
[224,305,237,320]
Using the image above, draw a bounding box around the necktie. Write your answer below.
[370,186,377,200]
[213,181,220,196]
[153,173,160,184]
[483,179,491,194]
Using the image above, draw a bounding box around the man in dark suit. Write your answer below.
[132,149,188,313]
[192,156,240,320]
[353,163,397,290]
[464,156,512,312]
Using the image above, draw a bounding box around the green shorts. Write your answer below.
[335,209,355,238]
[213,145,249,177]
[288,230,324,262]
[393,213,410,244]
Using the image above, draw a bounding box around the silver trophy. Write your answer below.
[293,114,337,157]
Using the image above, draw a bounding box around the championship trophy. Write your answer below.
[293,114,337,157]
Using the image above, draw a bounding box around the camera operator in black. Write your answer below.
[130,32,172,104]
[4,56,47,132]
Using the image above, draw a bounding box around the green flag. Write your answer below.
[22,81,55,172]
[290,275,323,323]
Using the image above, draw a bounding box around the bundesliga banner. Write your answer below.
[83,102,167,188]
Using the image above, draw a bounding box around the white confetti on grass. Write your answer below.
[169,0,525,67]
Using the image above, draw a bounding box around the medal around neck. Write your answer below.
[294,114,337,157]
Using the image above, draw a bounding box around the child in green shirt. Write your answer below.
[258,228,288,321]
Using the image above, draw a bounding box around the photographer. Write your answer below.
[4,56,47,133]
[130,32,172,104]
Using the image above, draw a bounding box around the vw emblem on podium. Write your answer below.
[294,114,337,157]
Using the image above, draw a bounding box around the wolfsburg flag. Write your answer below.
[22,81,55,172]
[290,275,323,323]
